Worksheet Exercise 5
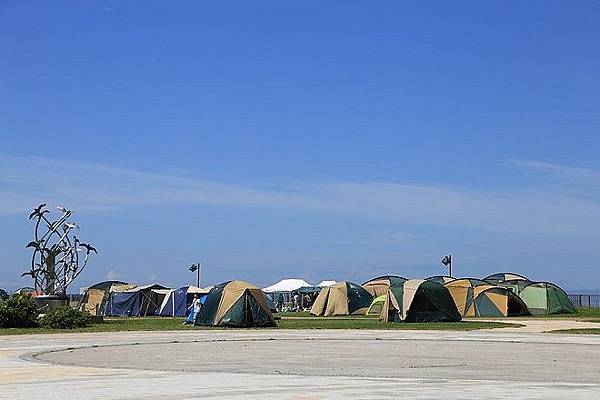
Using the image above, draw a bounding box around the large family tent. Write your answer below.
[79,280,129,316]
[425,276,456,285]
[367,295,386,315]
[380,280,461,323]
[157,286,212,317]
[483,272,529,285]
[196,280,275,327]
[310,281,373,316]
[104,284,169,317]
[518,282,577,315]
[362,275,407,297]
[445,279,528,317]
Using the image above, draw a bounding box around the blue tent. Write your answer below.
[157,286,209,317]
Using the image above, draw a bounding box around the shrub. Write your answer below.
[0,294,39,328]
[40,306,91,329]
[0,289,8,301]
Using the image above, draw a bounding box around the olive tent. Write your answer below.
[380,280,461,323]
[196,280,275,327]
[310,281,373,316]
[445,279,529,317]
[498,279,533,295]
[518,282,576,315]
[362,275,407,297]
[483,272,529,285]
[367,295,386,315]
[79,280,129,316]
[425,276,456,285]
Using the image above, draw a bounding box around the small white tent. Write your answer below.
[263,279,313,293]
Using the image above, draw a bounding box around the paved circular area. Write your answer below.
[3,325,600,399]
[34,334,600,383]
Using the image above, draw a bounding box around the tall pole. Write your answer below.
[197,262,201,287]
[449,254,452,278]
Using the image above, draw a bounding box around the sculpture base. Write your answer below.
[34,295,69,311]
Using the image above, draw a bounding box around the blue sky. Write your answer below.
[1,2,599,291]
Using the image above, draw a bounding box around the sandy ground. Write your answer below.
[1,319,600,399]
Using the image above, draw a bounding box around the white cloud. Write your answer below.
[105,270,123,281]
[1,155,600,235]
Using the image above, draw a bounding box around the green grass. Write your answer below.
[550,328,600,335]
[522,307,600,319]
[0,315,518,335]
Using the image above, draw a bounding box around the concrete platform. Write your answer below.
[2,323,600,399]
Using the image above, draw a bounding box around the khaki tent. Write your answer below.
[362,275,407,297]
[380,280,461,322]
[196,280,275,327]
[79,280,129,316]
[445,278,529,317]
[310,281,373,316]
[425,276,456,285]
[444,278,493,316]
[518,282,576,316]
[483,272,529,285]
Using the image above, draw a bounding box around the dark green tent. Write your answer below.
[196,280,275,327]
[381,279,461,323]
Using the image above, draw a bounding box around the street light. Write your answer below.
[441,254,452,277]
[189,262,201,287]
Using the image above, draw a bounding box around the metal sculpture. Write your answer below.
[23,204,96,296]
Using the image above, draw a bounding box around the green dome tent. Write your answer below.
[380,280,461,323]
[518,282,576,316]
[310,281,373,316]
[362,275,407,297]
[497,279,533,295]
[196,280,275,327]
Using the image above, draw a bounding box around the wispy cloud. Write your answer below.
[2,155,600,235]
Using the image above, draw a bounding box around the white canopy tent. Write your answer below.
[263,279,313,293]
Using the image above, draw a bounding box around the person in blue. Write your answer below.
[183,294,202,324]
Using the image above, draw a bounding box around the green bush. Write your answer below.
[40,305,91,329]
[0,294,39,328]
[0,289,8,301]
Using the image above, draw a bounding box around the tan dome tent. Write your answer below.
[310,281,373,316]
[425,276,456,285]
[380,280,461,322]
[444,278,492,317]
[518,282,576,316]
[362,275,407,297]
[469,286,529,317]
[196,280,275,327]
[483,272,529,285]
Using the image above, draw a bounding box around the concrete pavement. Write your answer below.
[1,322,600,399]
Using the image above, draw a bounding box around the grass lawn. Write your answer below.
[0,315,518,335]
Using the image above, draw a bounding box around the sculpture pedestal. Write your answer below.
[34,295,69,311]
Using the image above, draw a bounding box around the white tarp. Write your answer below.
[317,280,336,287]
[263,279,313,293]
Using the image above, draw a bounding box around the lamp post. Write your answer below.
[189,262,201,287]
[441,254,452,277]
